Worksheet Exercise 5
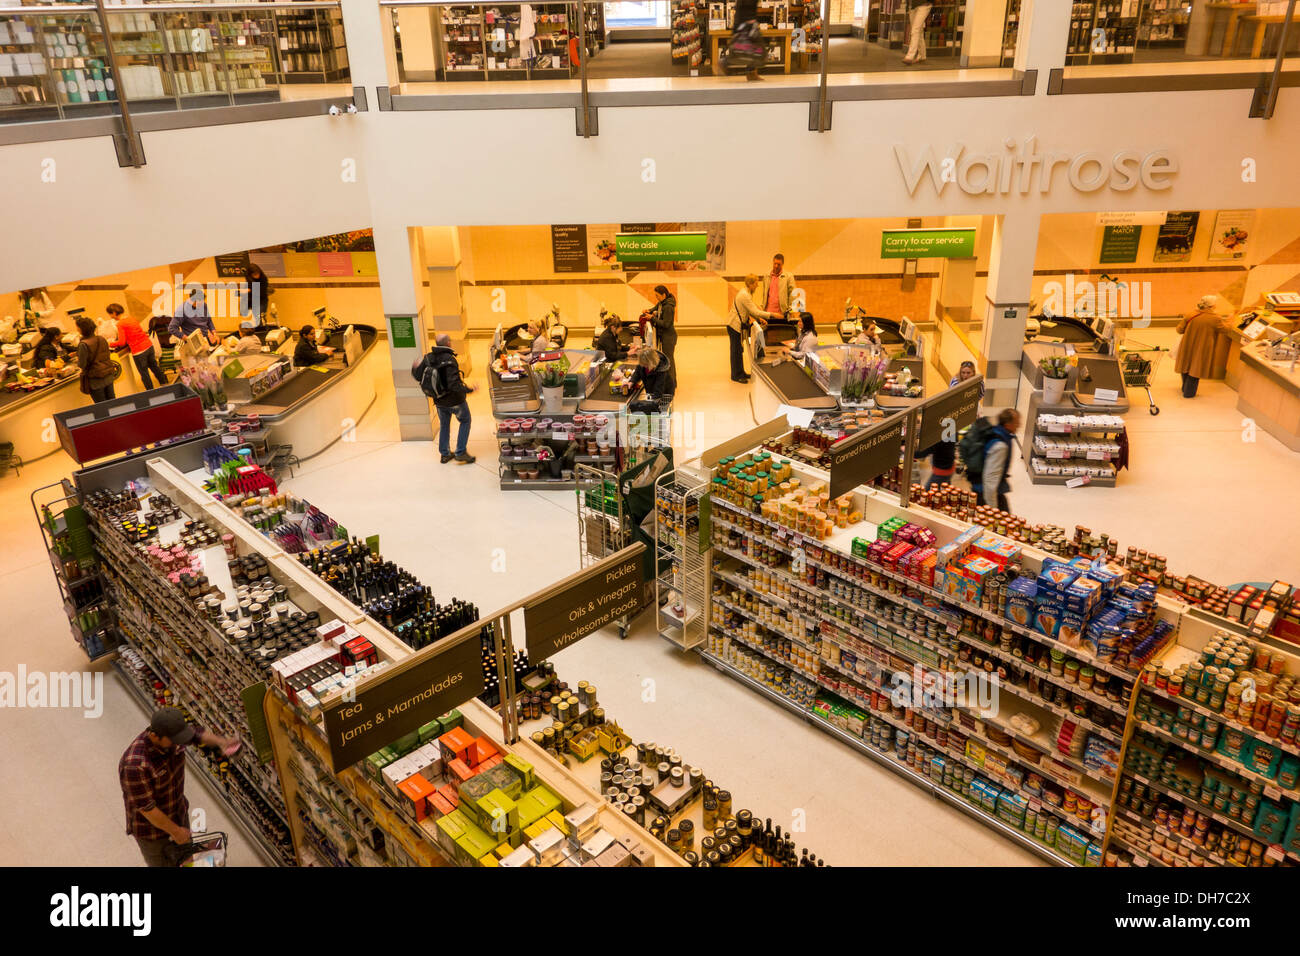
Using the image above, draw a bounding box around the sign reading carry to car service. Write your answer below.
[880,227,977,259]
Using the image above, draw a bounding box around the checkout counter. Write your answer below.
[1026,312,1115,353]
[208,323,383,460]
[488,346,648,419]
[1230,334,1300,452]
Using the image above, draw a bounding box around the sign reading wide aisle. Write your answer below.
[614,232,708,263]
[829,414,907,498]
[524,544,645,660]
[322,632,484,772]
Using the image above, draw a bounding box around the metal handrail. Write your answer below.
[1261,0,1297,118]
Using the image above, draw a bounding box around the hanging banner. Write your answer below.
[1153,211,1200,263]
[1099,225,1142,264]
[615,231,709,263]
[916,377,984,454]
[829,414,907,499]
[1207,209,1255,262]
[880,227,977,259]
[551,224,589,273]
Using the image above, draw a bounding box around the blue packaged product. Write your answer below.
[1006,577,1037,627]
[1058,611,1087,647]
[1034,600,1065,638]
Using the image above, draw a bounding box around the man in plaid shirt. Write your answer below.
[119,707,239,866]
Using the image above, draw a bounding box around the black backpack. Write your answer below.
[958,417,996,477]
[413,352,450,401]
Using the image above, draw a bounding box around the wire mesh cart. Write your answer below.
[1119,339,1169,415]
[576,460,651,639]
[653,466,710,651]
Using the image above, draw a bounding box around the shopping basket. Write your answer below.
[165,830,228,867]
[1118,339,1168,415]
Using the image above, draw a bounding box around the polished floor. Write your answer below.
[2,329,1296,866]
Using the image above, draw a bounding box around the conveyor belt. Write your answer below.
[757,359,827,402]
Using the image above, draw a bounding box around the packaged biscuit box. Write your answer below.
[1007,576,1037,627]
[1035,601,1065,638]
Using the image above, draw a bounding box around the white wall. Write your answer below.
[3,88,1300,296]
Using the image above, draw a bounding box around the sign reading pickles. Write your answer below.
[880,227,977,259]
[614,232,708,263]
[917,377,984,454]
[524,544,645,660]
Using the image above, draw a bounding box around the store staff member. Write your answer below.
[294,325,334,367]
[168,287,219,345]
[766,253,796,317]
[595,315,629,362]
[31,326,72,368]
[119,707,239,867]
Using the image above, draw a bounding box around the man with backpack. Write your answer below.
[958,408,1021,512]
[413,334,476,464]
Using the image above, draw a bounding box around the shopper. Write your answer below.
[148,314,180,379]
[765,253,796,317]
[107,304,166,390]
[119,707,239,867]
[789,313,819,358]
[31,326,71,369]
[949,359,985,397]
[902,0,934,65]
[970,408,1020,512]
[852,321,882,349]
[595,314,629,362]
[920,436,957,489]
[414,333,477,464]
[243,264,273,324]
[236,329,265,354]
[731,274,778,374]
[168,288,218,345]
[1175,294,1223,399]
[732,0,763,81]
[630,348,674,401]
[649,285,678,390]
[75,317,117,403]
[294,325,334,367]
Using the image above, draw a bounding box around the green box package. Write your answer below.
[483,763,523,801]
[418,720,441,744]
[438,709,464,733]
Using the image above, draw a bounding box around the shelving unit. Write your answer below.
[875,0,964,58]
[1066,0,1139,64]
[654,469,710,650]
[671,0,703,69]
[0,16,54,116]
[33,480,120,662]
[274,8,349,83]
[999,0,1022,66]
[1022,398,1125,487]
[1138,0,1191,47]
[438,4,575,81]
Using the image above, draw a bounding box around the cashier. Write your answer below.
[595,315,629,362]
[293,325,334,367]
[852,322,882,349]
[31,326,72,368]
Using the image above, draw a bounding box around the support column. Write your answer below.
[340,0,399,96]
[423,227,471,373]
[961,0,1011,68]
[373,223,435,442]
[1013,0,1072,83]
[980,211,1040,412]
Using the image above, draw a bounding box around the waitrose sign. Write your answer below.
[615,232,707,262]
[881,227,976,259]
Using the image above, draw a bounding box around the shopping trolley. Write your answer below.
[165,830,228,867]
[1118,339,1169,415]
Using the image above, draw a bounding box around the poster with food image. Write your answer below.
[1207,210,1255,262]
[619,222,726,273]
[587,224,621,271]
[1152,211,1199,263]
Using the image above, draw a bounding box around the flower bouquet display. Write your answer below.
[1038,354,1071,404]
[841,349,889,406]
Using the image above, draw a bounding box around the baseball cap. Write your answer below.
[150,707,196,745]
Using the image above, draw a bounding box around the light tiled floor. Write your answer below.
[3,331,1296,866]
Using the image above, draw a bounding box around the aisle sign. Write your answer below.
[916,377,983,454]
[321,633,484,772]
[551,224,589,273]
[388,315,417,350]
[240,682,274,764]
[614,232,708,263]
[1099,225,1142,264]
[829,414,907,499]
[524,545,645,660]
[880,227,976,259]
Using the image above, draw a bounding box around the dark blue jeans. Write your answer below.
[437,401,471,456]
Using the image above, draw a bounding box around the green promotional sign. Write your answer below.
[615,232,708,263]
[880,228,977,259]
[1099,225,1142,264]
[221,358,244,379]
[388,315,417,349]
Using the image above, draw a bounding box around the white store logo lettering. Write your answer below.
[895,137,1177,197]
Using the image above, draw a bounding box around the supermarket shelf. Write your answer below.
[701,651,1075,867]
[1140,682,1300,759]
[1136,718,1300,797]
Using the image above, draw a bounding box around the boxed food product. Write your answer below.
[970,533,1021,568]
[1283,802,1300,855]
[1057,611,1086,647]
[1037,561,1080,599]
[1063,577,1104,613]
[960,555,999,603]
[1007,577,1038,627]
[1253,799,1290,844]
[1245,739,1281,779]
[936,526,982,569]
[1035,601,1065,639]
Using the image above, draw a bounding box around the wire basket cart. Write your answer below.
[576,461,651,639]
[1118,339,1169,415]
